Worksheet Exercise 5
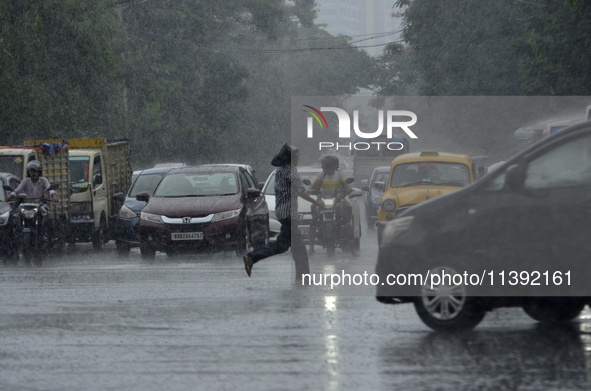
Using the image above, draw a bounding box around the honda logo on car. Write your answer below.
[303,105,418,151]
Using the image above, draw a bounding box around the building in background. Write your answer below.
[315,0,403,57]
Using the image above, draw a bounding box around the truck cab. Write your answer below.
[69,149,109,247]
[0,148,38,179]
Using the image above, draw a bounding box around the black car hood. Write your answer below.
[143,195,242,218]
[125,197,147,213]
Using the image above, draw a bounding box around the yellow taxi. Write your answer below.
[375,151,476,241]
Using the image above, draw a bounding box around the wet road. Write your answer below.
[1,229,591,390]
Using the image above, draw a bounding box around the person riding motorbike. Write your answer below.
[308,155,354,255]
[8,160,58,241]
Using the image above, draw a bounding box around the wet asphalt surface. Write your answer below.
[2,222,591,390]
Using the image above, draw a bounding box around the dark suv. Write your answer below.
[376,121,591,331]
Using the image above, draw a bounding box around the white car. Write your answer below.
[261,166,362,247]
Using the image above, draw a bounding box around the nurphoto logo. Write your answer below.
[303,105,418,151]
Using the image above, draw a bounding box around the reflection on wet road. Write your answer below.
[0,234,591,390]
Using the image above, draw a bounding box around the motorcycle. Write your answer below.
[14,184,59,266]
[311,178,359,258]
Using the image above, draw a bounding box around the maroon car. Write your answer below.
[137,165,269,259]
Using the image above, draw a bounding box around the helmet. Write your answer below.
[271,143,299,167]
[26,160,42,176]
[320,155,339,170]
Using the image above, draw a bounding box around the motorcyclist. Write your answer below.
[308,155,354,255]
[9,160,58,241]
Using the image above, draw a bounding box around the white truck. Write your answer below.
[25,138,132,251]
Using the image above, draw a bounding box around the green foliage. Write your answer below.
[379,0,527,96]
[0,0,374,176]
[378,0,591,97]
[0,0,123,142]
[520,0,591,95]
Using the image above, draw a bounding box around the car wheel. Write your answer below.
[92,217,107,252]
[1,237,18,266]
[523,298,585,323]
[140,244,155,261]
[354,222,361,250]
[2,248,18,266]
[235,225,252,257]
[326,244,336,258]
[414,266,486,332]
[366,212,374,230]
[116,241,131,258]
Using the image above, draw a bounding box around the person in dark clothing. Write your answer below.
[243,143,323,280]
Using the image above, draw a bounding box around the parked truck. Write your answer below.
[25,138,132,251]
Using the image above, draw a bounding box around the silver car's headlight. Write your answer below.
[119,204,137,219]
[0,210,10,226]
[211,208,241,222]
[141,211,163,224]
[381,216,414,246]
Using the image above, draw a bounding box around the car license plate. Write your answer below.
[171,232,203,241]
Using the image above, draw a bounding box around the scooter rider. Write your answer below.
[308,155,354,255]
[9,160,58,240]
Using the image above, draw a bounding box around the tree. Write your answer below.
[520,0,591,95]
[0,0,123,142]
[380,0,527,96]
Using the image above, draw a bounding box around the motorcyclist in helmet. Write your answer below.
[9,160,58,202]
[308,155,354,255]
[9,160,58,241]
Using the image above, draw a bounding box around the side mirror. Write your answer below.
[374,181,385,191]
[349,190,364,198]
[303,179,312,186]
[361,179,369,186]
[505,164,526,192]
[257,182,265,190]
[112,192,125,202]
[346,177,355,184]
[247,188,261,198]
[93,174,103,186]
[136,191,150,202]
[361,185,370,192]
